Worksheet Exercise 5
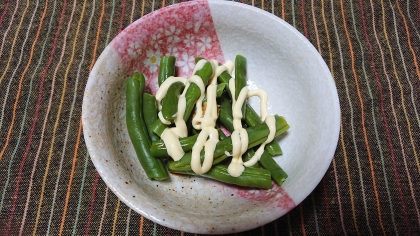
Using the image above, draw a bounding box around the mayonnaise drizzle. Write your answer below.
[227,78,249,177]
[155,58,275,177]
[190,60,222,174]
[158,77,190,161]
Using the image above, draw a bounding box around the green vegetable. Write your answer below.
[218,107,235,132]
[161,81,185,122]
[234,55,247,118]
[242,149,259,168]
[126,72,169,180]
[183,60,214,121]
[217,65,283,156]
[216,83,227,98]
[151,60,214,137]
[142,93,160,142]
[150,134,199,158]
[158,56,176,86]
[259,151,288,185]
[167,115,289,171]
[150,119,168,136]
[168,164,272,189]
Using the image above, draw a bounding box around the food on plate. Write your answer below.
[126,55,289,188]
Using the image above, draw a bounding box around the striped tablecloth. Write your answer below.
[1,0,419,235]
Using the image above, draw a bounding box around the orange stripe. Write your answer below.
[112,199,121,236]
[139,216,144,235]
[300,204,306,236]
[281,0,284,19]
[58,0,105,233]
[322,0,354,232]
[339,0,385,233]
[320,0,333,73]
[24,1,49,234]
[162,0,165,8]
[89,0,105,71]
[59,0,105,235]
[396,0,420,81]
[59,118,83,235]
[382,0,420,175]
[0,2,29,84]
[33,1,85,234]
[141,0,145,16]
[0,0,47,160]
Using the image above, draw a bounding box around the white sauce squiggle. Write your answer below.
[156,59,275,177]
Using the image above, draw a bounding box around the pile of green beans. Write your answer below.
[125,55,289,189]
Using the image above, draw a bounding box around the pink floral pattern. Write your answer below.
[111,0,224,94]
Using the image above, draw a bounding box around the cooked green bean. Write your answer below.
[235,55,247,117]
[259,151,287,185]
[217,68,283,156]
[167,115,289,171]
[183,60,214,121]
[151,60,214,137]
[150,134,199,158]
[161,81,185,122]
[143,93,159,143]
[217,127,228,140]
[168,164,272,189]
[218,108,235,132]
[151,115,288,161]
[216,83,227,97]
[242,149,259,168]
[150,119,168,136]
[126,72,169,180]
[158,55,176,86]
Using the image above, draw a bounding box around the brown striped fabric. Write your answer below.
[0,0,419,235]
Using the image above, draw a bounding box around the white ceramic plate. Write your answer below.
[82,0,340,234]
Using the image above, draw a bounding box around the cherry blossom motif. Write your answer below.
[151,33,163,49]
[177,52,195,75]
[144,49,162,73]
[166,46,179,58]
[112,0,224,94]
[165,26,181,43]
[183,34,195,48]
[127,41,141,57]
[197,36,212,53]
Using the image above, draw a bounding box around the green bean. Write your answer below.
[244,103,283,155]
[216,83,227,97]
[150,126,227,158]
[218,108,234,132]
[168,115,289,171]
[217,94,233,116]
[142,93,159,143]
[161,81,185,122]
[201,83,228,104]
[217,66,284,156]
[242,149,259,168]
[244,102,262,127]
[217,127,228,140]
[150,134,199,158]
[168,164,272,189]
[151,60,214,137]
[150,119,168,136]
[183,61,213,121]
[234,55,247,118]
[259,151,287,185]
[126,72,169,180]
[158,56,176,86]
